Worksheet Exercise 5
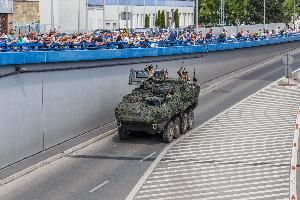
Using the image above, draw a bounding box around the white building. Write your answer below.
[89,0,194,30]
[40,0,194,33]
[40,0,88,33]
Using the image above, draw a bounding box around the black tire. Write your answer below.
[163,121,175,143]
[118,127,129,140]
[180,113,188,134]
[173,117,180,139]
[187,110,194,130]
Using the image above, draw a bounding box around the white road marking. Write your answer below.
[140,152,156,162]
[89,181,109,193]
[127,77,300,199]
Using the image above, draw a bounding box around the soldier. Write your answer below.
[177,67,184,81]
[145,65,154,78]
[182,68,190,82]
[160,69,168,80]
[164,69,169,79]
[154,65,160,78]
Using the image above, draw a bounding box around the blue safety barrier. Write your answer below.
[1,33,300,66]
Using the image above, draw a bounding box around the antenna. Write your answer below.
[193,68,197,83]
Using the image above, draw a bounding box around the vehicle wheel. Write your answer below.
[187,110,194,130]
[180,113,188,134]
[173,117,180,139]
[163,121,174,143]
[118,127,129,140]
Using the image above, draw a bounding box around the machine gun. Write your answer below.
[128,68,148,85]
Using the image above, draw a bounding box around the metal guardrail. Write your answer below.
[0,33,298,52]
[0,33,300,66]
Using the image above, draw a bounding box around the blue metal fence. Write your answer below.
[0,33,300,65]
[0,33,297,52]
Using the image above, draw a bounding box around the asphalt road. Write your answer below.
[0,49,300,200]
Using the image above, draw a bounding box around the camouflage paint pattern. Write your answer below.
[115,78,200,126]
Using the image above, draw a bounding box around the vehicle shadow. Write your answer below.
[112,131,164,145]
[66,154,155,161]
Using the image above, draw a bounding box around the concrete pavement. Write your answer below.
[128,78,300,200]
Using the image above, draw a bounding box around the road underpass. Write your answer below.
[0,42,300,200]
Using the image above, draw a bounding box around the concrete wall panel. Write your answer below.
[0,74,43,168]
[0,41,299,169]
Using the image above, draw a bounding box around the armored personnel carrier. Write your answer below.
[115,66,200,143]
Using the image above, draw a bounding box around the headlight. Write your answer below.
[152,124,158,129]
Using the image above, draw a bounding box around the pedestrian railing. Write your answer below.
[0,33,299,53]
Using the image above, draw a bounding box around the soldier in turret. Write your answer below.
[177,67,184,81]
[160,69,169,80]
[182,68,190,82]
[164,69,169,79]
[145,65,154,78]
[154,65,161,78]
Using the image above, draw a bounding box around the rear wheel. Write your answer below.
[163,121,174,143]
[180,113,188,134]
[173,117,180,139]
[118,127,129,140]
[187,110,194,130]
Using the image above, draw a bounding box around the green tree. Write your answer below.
[225,0,249,25]
[198,0,220,25]
[247,0,263,24]
[160,10,166,28]
[145,14,150,28]
[283,0,300,23]
[267,0,285,23]
[248,0,285,24]
[174,9,180,28]
[155,10,161,27]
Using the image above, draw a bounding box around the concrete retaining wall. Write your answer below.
[0,41,299,169]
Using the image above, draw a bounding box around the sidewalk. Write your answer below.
[127,78,300,200]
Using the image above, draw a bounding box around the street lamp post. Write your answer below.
[195,0,199,33]
[294,0,296,29]
[78,0,81,32]
[171,9,174,29]
[126,1,129,29]
[51,0,54,30]
[220,0,225,26]
[86,0,88,32]
[263,0,266,29]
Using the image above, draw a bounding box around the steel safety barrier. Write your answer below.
[0,33,300,65]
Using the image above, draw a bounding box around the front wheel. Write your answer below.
[118,127,129,140]
[163,121,175,143]
[180,113,188,134]
[187,110,194,130]
[173,117,181,139]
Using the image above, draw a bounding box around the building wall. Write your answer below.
[40,0,87,33]
[40,0,193,32]
[13,0,40,25]
[89,5,194,30]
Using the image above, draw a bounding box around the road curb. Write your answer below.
[290,104,300,200]
[0,128,118,187]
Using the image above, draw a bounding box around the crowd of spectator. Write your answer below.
[0,26,298,51]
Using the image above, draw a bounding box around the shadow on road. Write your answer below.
[111,132,164,145]
[66,154,155,161]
